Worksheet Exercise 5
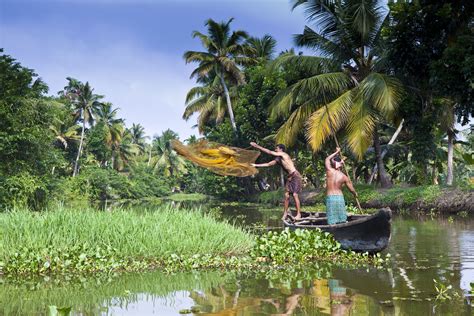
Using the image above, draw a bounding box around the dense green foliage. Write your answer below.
[0,1,473,207]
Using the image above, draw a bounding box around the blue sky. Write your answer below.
[0,0,309,140]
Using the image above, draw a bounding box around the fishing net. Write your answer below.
[171,139,260,177]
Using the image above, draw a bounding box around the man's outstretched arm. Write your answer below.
[252,160,277,168]
[250,142,284,157]
[325,147,341,170]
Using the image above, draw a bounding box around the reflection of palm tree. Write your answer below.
[151,130,187,177]
[62,78,103,176]
[184,18,254,133]
[270,0,403,187]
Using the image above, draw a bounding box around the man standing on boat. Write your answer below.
[250,142,302,220]
[325,147,358,225]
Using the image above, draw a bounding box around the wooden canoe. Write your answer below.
[282,208,392,253]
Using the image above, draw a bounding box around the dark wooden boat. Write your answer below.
[283,208,392,253]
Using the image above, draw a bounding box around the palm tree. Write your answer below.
[112,128,133,171]
[184,18,254,133]
[246,34,277,62]
[129,123,148,155]
[438,100,456,186]
[270,0,403,187]
[183,76,238,133]
[62,78,103,177]
[49,117,81,150]
[151,130,187,177]
[95,102,124,150]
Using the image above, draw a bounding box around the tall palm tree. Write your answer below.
[184,18,254,133]
[183,76,237,133]
[62,78,103,177]
[246,34,277,62]
[270,0,403,187]
[151,130,187,177]
[438,100,456,186]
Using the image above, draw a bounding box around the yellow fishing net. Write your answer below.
[171,139,260,177]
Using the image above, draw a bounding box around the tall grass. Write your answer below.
[0,204,254,264]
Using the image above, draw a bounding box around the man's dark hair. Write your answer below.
[276,144,286,152]
[331,155,341,168]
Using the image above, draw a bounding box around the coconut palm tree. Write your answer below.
[49,118,80,150]
[151,130,187,177]
[62,78,103,177]
[95,102,124,150]
[129,123,148,155]
[183,76,238,133]
[246,34,277,62]
[184,18,254,133]
[112,128,133,171]
[270,0,403,187]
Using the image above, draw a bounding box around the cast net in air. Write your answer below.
[171,139,260,177]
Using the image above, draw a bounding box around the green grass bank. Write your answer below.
[0,205,253,275]
[0,205,387,277]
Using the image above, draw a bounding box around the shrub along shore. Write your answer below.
[0,205,386,277]
[271,185,474,214]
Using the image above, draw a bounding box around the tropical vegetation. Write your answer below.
[0,0,472,210]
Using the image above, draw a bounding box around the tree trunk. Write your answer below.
[147,146,152,166]
[368,119,404,184]
[280,168,285,188]
[373,129,392,188]
[73,118,86,177]
[219,72,237,133]
[446,132,454,186]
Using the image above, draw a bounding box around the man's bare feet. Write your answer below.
[295,214,302,220]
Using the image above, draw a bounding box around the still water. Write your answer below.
[1,205,473,315]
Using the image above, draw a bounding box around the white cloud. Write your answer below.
[0,23,199,140]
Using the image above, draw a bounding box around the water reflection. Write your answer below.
[1,210,474,315]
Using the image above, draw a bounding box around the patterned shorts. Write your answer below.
[326,194,347,225]
[286,171,302,194]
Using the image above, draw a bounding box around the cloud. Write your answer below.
[0,23,198,140]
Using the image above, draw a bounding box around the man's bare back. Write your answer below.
[325,147,357,196]
[326,169,348,195]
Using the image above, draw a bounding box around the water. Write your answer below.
[1,205,473,315]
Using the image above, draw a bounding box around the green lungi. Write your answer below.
[326,195,347,225]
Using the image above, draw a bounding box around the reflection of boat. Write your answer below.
[283,208,392,253]
[332,267,394,302]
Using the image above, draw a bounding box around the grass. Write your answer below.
[0,204,253,275]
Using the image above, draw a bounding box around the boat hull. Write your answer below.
[283,208,392,253]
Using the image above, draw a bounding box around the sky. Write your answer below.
[0,0,309,140]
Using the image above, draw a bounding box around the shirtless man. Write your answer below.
[250,142,302,220]
[325,147,358,225]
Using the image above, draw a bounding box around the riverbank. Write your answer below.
[262,185,473,214]
[0,205,385,277]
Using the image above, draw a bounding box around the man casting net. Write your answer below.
[171,139,260,177]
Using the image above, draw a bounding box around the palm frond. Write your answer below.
[275,102,320,147]
[306,89,353,152]
[346,94,377,159]
[359,72,403,121]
